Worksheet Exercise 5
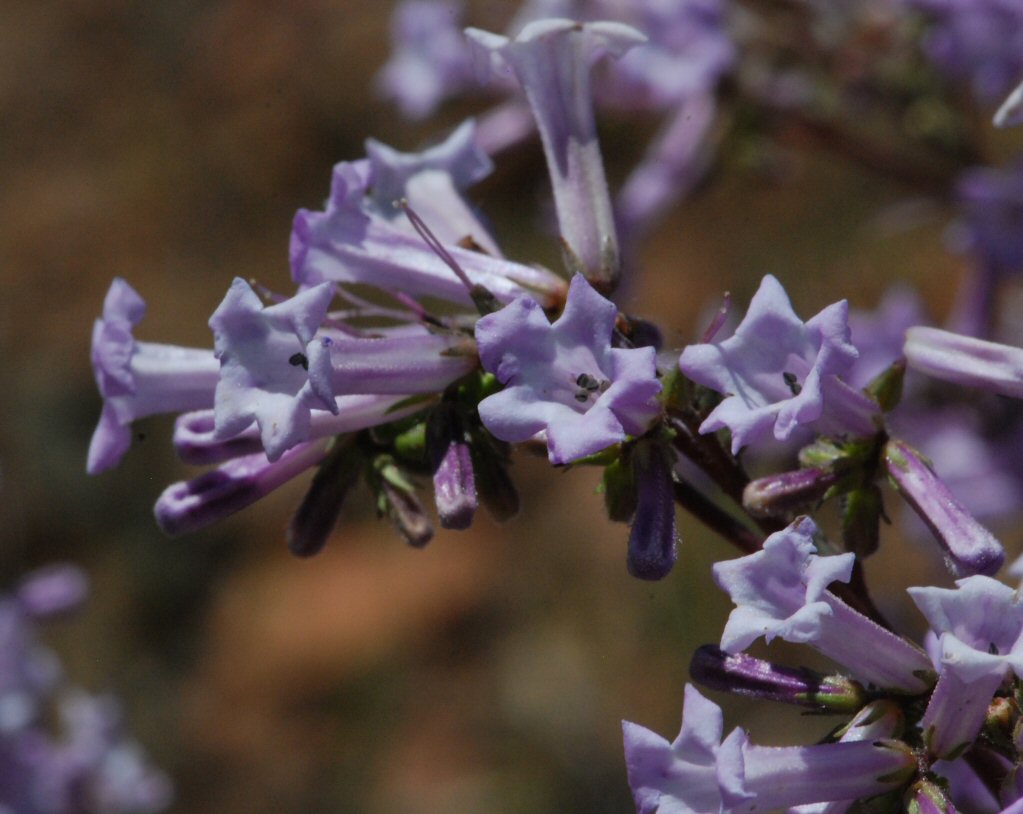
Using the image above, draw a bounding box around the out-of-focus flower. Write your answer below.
[0,566,172,814]
[949,161,1023,279]
[375,0,476,119]
[476,273,661,464]
[900,0,1023,104]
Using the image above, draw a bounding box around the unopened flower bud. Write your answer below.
[373,456,434,548]
[905,778,957,814]
[743,466,840,519]
[427,403,477,530]
[884,439,1004,576]
[287,436,363,558]
[689,645,866,713]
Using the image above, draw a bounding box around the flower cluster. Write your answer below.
[0,566,171,814]
[77,1,1023,811]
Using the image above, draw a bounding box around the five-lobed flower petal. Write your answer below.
[476,273,661,464]
[679,274,877,454]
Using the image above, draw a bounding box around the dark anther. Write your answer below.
[575,373,605,392]
[783,371,802,396]
[289,352,309,371]
[574,392,590,403]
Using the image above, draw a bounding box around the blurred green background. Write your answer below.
[2,2,1021,812]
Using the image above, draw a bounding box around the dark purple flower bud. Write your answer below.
[287,437,364,558]
[884,439,1004,576]
[626,441,677,580]
[427,404,477,530]
[689,645,866,713]
[743,466,841,519]
[374,457,434,548]
[16,565,89,620]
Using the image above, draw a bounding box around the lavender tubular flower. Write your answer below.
[622,684,730,814]
[364,119,502,257]
[475,273,661,464]
[679,275,879,454]
[904,327,1023,399]
[713,517,934,692]
[209,278,475,462]
[291,157,565,308]
[908,576,1023,759]
[154,440,329,536]
[466,19,646,292]
[623,684,914,814]
[88,278,219,474]
[884,439,1004,576]
[717,731,915,812]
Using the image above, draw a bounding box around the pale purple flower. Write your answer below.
[290,155,565,308]
[716,729,914,812]
[713,517,934,692]
[88,278,219,474]
[476,273,661,464]
[846,286,924,389]
[622,684,730,814]
[209,278,476,462]
[466,19,645,291]
[209,278,337,462]
[908,575,1023,759]
[623,684,914,814]
[679,275,879,454]
[615,94,718,244]
[364,119,502,257]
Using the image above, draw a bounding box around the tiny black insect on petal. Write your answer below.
[289,352,309,371]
